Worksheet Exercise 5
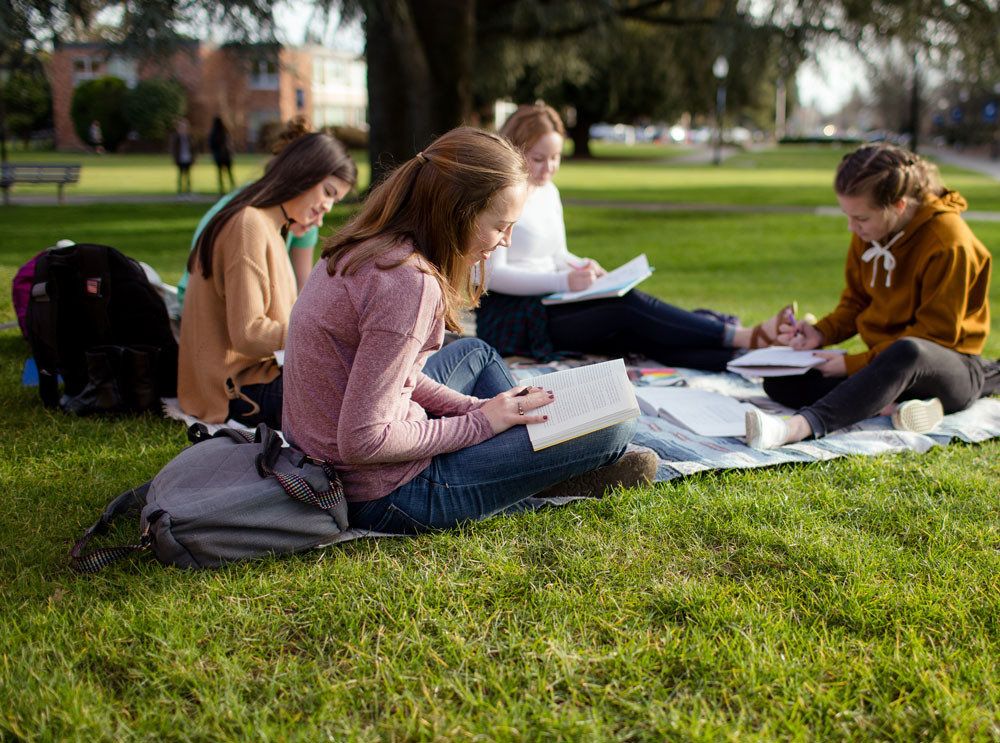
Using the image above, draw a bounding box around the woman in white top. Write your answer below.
[477,103,790,370]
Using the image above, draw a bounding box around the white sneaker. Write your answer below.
[891,398,944,433]
[745,409,790,450]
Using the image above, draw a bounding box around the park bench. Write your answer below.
[1,162,82,205]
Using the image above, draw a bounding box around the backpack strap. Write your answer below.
[26,254,61,407]
[252,423,346,513]
[69,481,152,573]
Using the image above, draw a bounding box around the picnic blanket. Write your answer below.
[164,357,1000,487]
[506,359,1000,482]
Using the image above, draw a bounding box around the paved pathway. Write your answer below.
[928,146,1000,182]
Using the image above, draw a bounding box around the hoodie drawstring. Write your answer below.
[861,230,904,288]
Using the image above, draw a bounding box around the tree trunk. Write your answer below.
[909,49,920,154]
[569,110,596,158]
[363,0,475,185]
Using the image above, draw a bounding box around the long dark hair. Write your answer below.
[322,126,527,333]
[189,131,358,279]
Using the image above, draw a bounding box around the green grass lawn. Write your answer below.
[557,145,1000,212]
[3,149,1000,741]
[2,150,373,199]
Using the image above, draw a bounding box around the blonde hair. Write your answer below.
[322,127,528,333]
[499,103,566,151]
[835,143,945,209]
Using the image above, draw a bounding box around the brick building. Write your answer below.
[50,41,367,152]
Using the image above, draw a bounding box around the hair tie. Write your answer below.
[416,151,427,164]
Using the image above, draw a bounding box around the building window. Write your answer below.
[72,57,104,86]
[249,59,279,90]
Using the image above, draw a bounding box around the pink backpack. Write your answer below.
[11,251,43,339]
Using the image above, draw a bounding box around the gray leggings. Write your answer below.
[763,337,989,437]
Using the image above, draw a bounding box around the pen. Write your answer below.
[515,387,532,397]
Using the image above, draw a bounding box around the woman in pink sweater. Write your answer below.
[282,127,655,533]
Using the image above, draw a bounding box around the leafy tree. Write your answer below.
[70,76,128,151]
[10,0,1000,167]
[2,67,52,147]
[122,77,187,144]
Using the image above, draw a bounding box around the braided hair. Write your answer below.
[834,143,945,209]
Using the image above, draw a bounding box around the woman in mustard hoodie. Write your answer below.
[747,143,995,449]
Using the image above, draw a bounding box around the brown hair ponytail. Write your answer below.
[322,126,528,333]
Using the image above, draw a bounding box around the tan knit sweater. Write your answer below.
[178,205,297,422]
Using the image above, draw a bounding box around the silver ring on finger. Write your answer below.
[517,403,524,416]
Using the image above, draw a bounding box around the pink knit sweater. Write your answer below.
[282,243,494,502]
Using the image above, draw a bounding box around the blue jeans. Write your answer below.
[347,338,636,533]
[229,374,283,430]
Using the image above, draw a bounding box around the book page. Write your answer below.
[522,359,638,449]
[728,347,838,368]
[727,347,846,378]
[543,254,651,304]
[634,387,756,437]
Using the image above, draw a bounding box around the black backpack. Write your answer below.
[24,243,179,413]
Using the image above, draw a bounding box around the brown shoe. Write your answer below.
[534,448,658,499]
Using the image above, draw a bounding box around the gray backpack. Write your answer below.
[71,424,349,570]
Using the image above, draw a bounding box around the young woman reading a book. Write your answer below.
[476,103,792,370]
[178,131,356,430]
[281,127,656,534]
[746,143,995,449]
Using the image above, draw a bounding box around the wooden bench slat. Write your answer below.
[1,163,82,205]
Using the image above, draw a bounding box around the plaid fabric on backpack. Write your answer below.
[70,424,349,571]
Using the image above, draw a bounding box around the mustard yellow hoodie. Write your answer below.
[814,190,991,375]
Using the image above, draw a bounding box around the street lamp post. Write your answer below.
[712,55,729,166]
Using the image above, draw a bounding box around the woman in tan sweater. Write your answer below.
[747,143,994,448]
[178,132,356,428]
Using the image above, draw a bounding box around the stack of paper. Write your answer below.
[634,387,758,437]
[727,347,844,378]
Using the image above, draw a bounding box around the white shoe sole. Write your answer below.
[891,398,944,433]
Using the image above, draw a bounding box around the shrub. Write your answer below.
[123,78,188,145]
[2,70,53,147]
[255,119,285,152]
[70,76,129,151]
[328,125,368,149]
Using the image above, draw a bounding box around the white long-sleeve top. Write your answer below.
[483,181,584,296]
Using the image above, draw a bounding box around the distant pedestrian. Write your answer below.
[170,118,196,196]
[88,120,104,155]
[208,116,235,194]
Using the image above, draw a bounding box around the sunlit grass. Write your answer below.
[3,151,1000,742]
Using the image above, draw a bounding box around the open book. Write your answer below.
[541,254,652,305]
[521,358,640,450]
[727,346,845,378]
[634,387,758,437]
